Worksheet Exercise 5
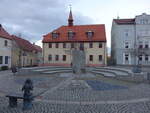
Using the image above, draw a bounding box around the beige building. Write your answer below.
[42,10,107,66]
[0,24,12,68]
[11,35,42,67]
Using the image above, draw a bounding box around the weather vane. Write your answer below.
[69,4,72,10]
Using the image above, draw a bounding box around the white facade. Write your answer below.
[0,37,12,68]
[111,13,150,66]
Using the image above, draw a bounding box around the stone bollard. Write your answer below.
[11,66,17,75]
[22,78,33,110]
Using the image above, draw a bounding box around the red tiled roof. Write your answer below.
[113,19,135,25]
[42,24,106,43]
[33,45,42,52]
[12,35,38,52]
[0,24,12,40]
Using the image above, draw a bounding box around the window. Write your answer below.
[139,41,143,48]
[124,30,129,37]
[140,19,148,24]
[145,42,149,48]
[48,55,52,61]
[145,19,148,24]
[63,55,66,61]
[49,43,52,48]
[145,55,149,61]
[55,55,59,61]
[52,32,59,38]
[125,54,129,61]
[71,43,74,48]
[89,55,93,61]
[99,43,102,48]
[145,44,149,48]
[86,31,94,38]
[0,56,3,64]
[125,32,128,37]
[125,42,129,48]
[5,56,8,64]
[80,43,84,50]
[89,42,93,48]
[55,43,59,48]
[68,31,75,39]
[4,40,8,47]
[145,29,149,35]
[22,52,27,56]
[140,19,142,24]
[99,55,102,61]
[63,43,66,48]
[139,29,150,36]
[139,55,142,61]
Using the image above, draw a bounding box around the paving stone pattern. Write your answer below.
[0,97,150,113]
[1,70,150,112]
[86,80,128,91]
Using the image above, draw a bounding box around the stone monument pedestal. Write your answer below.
[72,49,86,74]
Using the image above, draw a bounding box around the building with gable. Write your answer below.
[111,13,150,66]
[0,24,12,68]
[42,10,107,66]
[11,35,42,67]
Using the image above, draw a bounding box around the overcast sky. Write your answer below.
[0,0,150,47]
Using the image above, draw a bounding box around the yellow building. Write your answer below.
[12,35,42,67]
[42,10,107,66]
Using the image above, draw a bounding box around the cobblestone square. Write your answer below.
[0,69,150,113]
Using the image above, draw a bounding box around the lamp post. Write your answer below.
[132,34,142,73]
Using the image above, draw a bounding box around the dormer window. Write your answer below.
[52,32,59,39]
[68,30,75,39]
[86,31,94,38]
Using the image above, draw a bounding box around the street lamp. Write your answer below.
[132,35,142,73]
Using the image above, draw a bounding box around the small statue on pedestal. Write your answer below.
[22,78,33,110]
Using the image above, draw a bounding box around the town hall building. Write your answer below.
[42,10,107,66]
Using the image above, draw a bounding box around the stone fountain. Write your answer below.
[72,49,86,74]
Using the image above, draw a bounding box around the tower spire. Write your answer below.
[68,4,73,26]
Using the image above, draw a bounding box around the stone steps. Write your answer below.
[23,66,71,70]
[42,70,72,74]
[90,70,116,77]
[19,67,72,75]
[95,67,131,75]
[33,68,72,72]
[19,66,132,77]
[93,68,129,76]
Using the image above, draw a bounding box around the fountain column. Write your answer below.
[72,49,86,74]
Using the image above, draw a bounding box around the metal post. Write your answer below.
[132,22,141,73]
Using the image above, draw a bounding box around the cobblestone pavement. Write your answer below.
[42,77,150,102]
[0,70,65,96]
[0,97,150,113]
[1,70,150,112]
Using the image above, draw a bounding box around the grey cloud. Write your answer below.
[0,0,94,42]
